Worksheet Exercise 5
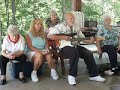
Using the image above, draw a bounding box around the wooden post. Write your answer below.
[71,0,81,11]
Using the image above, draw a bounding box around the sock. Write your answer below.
[32,70,37,74]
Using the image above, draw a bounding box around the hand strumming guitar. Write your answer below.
[63,36,71,41]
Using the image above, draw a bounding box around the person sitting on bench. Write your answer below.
[25,18,58,83]
[0,25,26,85]
[96,14,120,76]
[47,12,105,85]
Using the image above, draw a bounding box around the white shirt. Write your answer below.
[1,34,25,54]
[48,22,85,48]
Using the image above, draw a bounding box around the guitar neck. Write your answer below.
[71,37,90,41]
[56,33,77,37]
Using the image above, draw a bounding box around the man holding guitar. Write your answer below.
[47,12,105,85]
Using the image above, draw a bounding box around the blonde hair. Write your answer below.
[29,18,45,38]
[7,24,19,36]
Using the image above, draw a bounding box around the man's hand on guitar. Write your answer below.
[89,36,95,44]
[63,36,71,41]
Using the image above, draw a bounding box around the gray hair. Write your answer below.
[49,9,58,17]
[102,14,112,21]
[7,24,19,35]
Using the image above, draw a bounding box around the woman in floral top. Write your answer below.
[96,14,120,76]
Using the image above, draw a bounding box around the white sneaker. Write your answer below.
[31,71,39,82]
[89,75,105,82]
[51,70,59,80]
[68,75,76,85]
[104,70,114,75]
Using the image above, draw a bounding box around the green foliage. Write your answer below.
[82,0,120,24]
[1,0,120,37]
[1,0,63,37]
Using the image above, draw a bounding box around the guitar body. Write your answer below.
[55,40,60,48]
[49,40,72,49]
[48,39,56,48]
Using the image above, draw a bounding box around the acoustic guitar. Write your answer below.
[49,33,77,48]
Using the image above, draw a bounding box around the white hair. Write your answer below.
[7,24,19,35]
[102,14,112,21]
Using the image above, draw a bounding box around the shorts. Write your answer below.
[26,51,36,62]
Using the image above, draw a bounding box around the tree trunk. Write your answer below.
[61,0,66,21]
[4,0,9,27]
[11,0,16,25]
